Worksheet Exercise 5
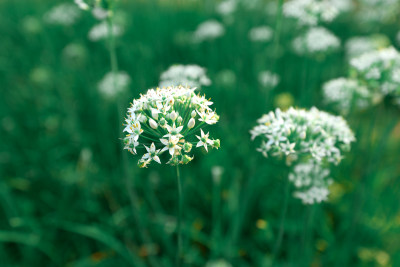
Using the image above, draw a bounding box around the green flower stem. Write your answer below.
[272,176,290,262]
[176,165,183,267]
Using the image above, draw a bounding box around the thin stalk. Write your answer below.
[107,12,161,267]
[176,165,183,267]
[272,177,290,261]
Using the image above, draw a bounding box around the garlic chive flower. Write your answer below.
[159,64,211,88]
[250,107,355,165]
[283,0,351,26]
[251,107,355,204]
[350,47,400,106]
[123,85,220,167]
[44,3,81,26]
[289,160,332,204]
[292,27,340,57]
[322,77,372,115]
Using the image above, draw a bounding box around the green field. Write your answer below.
[1,0,400,266]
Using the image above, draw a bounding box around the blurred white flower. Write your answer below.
[216,0,237,16]
[44,3,81,26]
[250,107,355,165]
[356,0,400,25]
[88,21,123,41]
[289,160,332,204]
[74,0,90,10]
[292,27,340,56]
[350,47,400,105]
[159,64,211,88]
[98,71,131,98]
[205,259,232,267]
[258,71,280,88]
[294,185,330,204]
[322,78,372,114]
[249,26,273,42]
[283,0,350,26]
[92,7,109,20]
[345,35,390,59]
[193,20,225,43]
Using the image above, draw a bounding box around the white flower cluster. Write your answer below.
[250,107,355,165]
[322,78,372,115]
[193,20,225,43]
[216,0,237,16]
[345,35,390,59]
[251,107,355,204]
[159,65,211,88]
[292,27,340,56]
[350,47,400,104]
[289,161,332,204]
[88,21,124,41]
[283,0,350,26]
[98,71,131,98]
[123,86,220,167]
[356,0,400,25]
[248,26,273,43]
[258,71,280,89]
[44,3,81,26]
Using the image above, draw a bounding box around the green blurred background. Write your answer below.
[1,0,400,266]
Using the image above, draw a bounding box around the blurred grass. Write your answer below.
[1,0,400,266]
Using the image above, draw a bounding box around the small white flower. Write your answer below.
[196,129,213,151]
[160,136,182,156]
[142,143,161,164]
[193,20,225,43]
[165,123,184,138]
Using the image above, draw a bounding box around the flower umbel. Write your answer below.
[123,85,220,167]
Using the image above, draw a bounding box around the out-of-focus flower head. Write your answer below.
[345,35,391,59]
[193,20,225,43]
[88,21,123,41]
[355,0,400,26]
[258,71,280,89]
[292,27,340,57]
[289,160,332,204]
[350,47,400,106]
[322,78,373,115]
[44,3,81,26]
[250,107,355,165]
[159,65,211,88]
[123,86,220,168]
[283,0,352,26]
[98,71,130,98]
[249,26,274,43]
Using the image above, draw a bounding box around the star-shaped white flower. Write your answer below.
[164,123,184,138]
[142,143,161,164]
[160,136,182,155]
[196,129,213,151]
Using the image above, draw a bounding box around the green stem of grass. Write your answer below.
[176,165,183,267]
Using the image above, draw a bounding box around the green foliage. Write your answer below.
[0,0,399,266]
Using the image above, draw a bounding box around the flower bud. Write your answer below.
[149,118,158,129]
[188,118,195,129]
[191,110,196,118]
[159,118,166,126]
[151,109,159,120]
[177,116,183,124]
[170,111,178,121]
[212,139,220,149]
[299,131,306,139]
[181,155,193,164]
[183,142,192,153]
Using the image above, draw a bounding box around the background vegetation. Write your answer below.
[1,0,400,266]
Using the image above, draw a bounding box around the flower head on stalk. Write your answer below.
[250,107,355,204]
[123,85,220,167]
